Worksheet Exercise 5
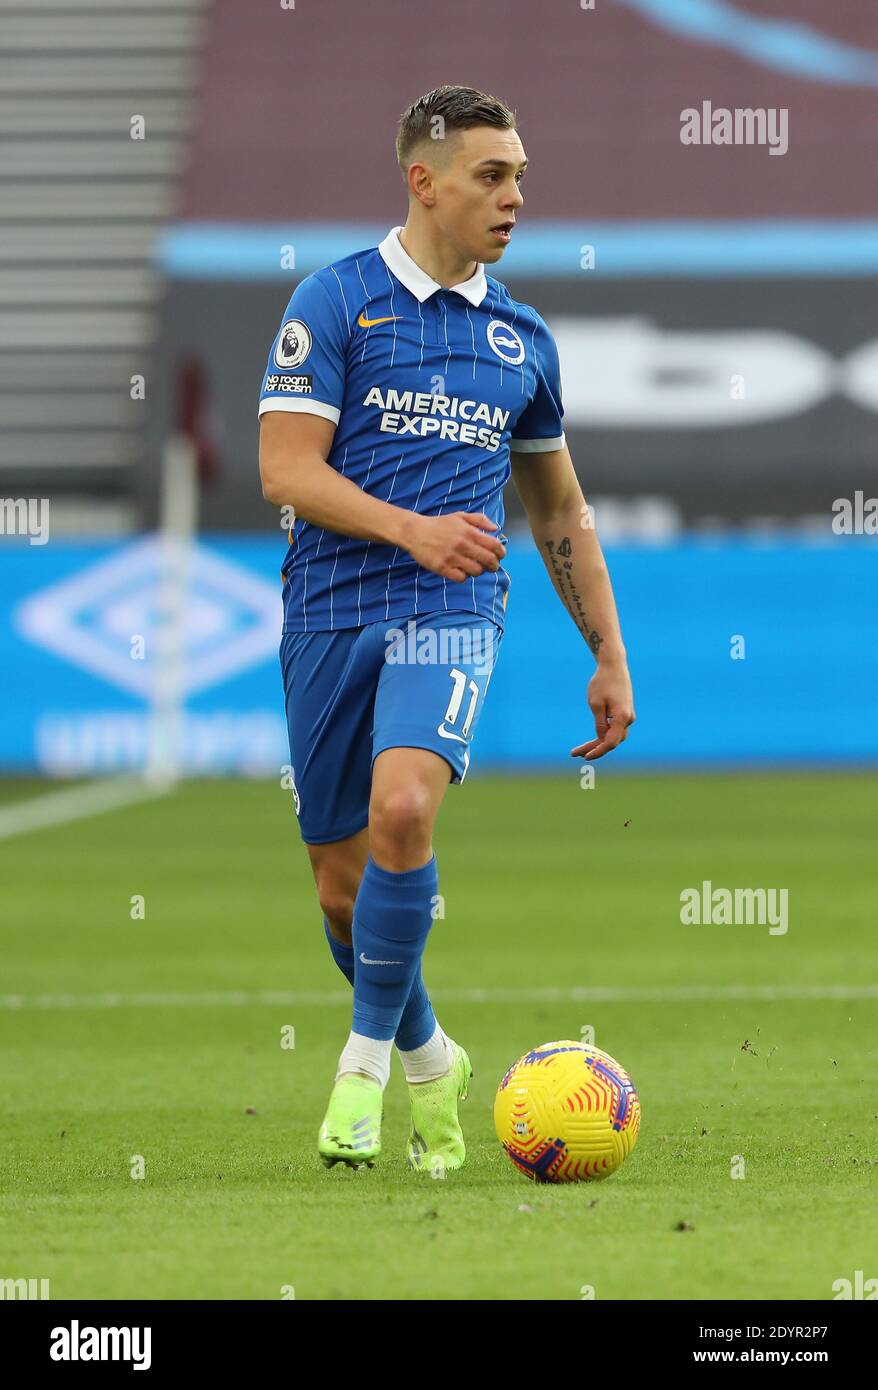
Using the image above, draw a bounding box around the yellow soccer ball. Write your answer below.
[494,1041,640,1182]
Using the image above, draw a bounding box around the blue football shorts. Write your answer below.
[279,608,504,844]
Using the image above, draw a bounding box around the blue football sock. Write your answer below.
[394,970,435,1051]
[351,853,438,1042]
[323,918,355,985]
[323,916,436,1050]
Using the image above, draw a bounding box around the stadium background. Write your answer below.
[2,0,877,777]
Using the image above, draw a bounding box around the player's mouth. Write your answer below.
[489,221,515,244]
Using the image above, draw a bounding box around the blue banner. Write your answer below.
[1,536,874,773]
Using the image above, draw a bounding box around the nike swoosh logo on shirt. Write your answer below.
[359,951,404,965]
[357,311,402,328]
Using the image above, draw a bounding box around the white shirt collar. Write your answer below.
[378,226,488,306]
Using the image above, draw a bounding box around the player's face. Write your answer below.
[434,126,527,265]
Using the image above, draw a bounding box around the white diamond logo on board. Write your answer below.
[15,537,281,699]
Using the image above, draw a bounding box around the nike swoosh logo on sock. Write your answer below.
[359,952,404,966]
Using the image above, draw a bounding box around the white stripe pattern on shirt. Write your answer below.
[416,297,424,370]
[470,457,483,612]
[464,303,478,382]
[411,454,432,613]
[354,258,371,364]
[440,458,462,611]
[382,452,405,619]
[355,447,377,625]
[381,261,399,368]
[328,445,348,630]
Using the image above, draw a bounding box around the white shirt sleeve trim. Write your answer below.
[258,397,341,424]
[509,432,566,454]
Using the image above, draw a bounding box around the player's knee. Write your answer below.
[369,784,434,852]
[317,881,356,938]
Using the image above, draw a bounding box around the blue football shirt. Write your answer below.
[258,226,565,632]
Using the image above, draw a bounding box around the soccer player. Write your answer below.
[258,86,635,1172]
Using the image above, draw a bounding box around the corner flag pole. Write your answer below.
[146,366,203,788]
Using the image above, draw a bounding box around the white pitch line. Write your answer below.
[0,775,172,842]
[1,985,876,1012]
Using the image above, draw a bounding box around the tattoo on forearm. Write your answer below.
[544,536,604,656]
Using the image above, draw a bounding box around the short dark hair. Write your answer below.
[396,85,517,172]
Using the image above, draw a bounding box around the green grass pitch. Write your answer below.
[1,772,876,1301]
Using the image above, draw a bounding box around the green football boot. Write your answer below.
[318,1073,383,1168]
[406,1042,473,1175]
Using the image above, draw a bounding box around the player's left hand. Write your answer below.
[571,662,635,761]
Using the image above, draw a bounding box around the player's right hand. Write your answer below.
[403,511,506,583]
